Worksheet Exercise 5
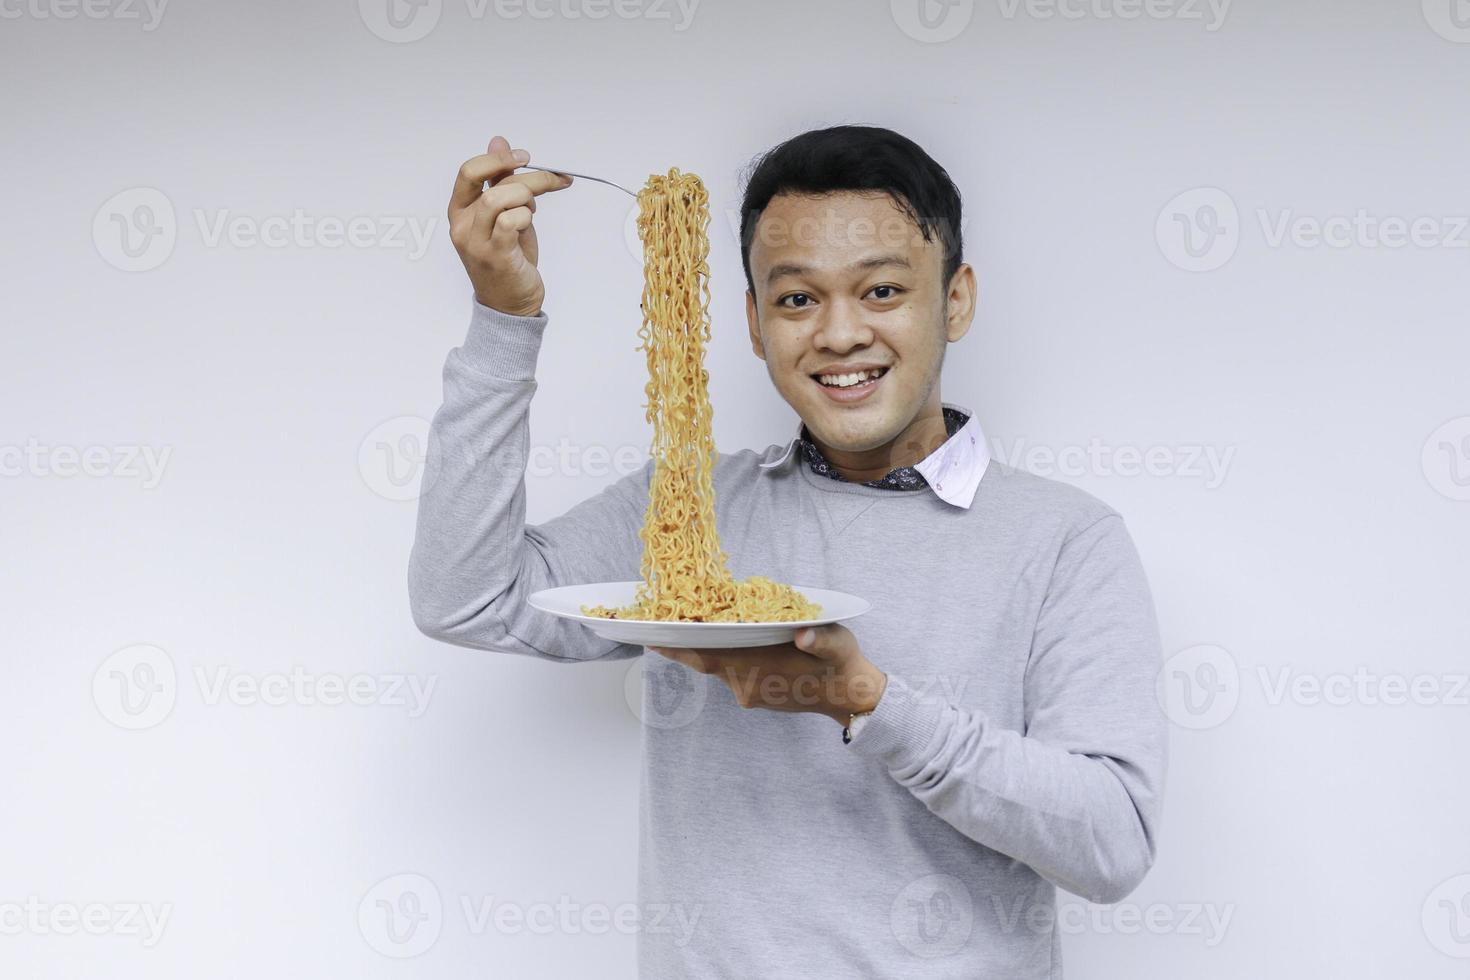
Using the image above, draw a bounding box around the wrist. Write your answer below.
[474,290,542,318]
[833,666,887,724]
[855,666,888,715]
[839,669,886,743]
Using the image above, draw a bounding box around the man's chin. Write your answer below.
[801,415,897,455]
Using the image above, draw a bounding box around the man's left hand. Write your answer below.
[650,624,887,725]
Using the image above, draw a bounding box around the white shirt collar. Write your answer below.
[757,401,990,509]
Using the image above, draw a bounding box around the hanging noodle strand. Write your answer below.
[580,168,822,624]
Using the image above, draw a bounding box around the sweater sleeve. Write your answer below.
[847,513,1168,905]
[406,295,653,663]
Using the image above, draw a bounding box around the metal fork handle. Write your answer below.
[517,164,637,198]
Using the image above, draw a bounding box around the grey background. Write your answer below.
[3,0,1468,975]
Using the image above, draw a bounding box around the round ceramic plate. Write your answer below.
[527,581,871,649]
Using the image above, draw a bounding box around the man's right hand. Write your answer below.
[448,134,574,317]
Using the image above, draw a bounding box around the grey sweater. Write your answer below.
[408,299,1169,979]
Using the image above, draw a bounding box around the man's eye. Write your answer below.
[868,285,903,301]
[777,293,814,309]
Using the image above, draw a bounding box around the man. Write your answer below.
[409,125,1167,978]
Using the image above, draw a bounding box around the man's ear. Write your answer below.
[944,263,977,344]
[746,289,766,361]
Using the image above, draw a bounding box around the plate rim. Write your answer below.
[527,580,869,629]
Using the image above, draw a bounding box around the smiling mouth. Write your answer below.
[811,366,891,389]
[808,366,890,405]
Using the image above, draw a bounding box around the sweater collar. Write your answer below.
[757,401,990,509]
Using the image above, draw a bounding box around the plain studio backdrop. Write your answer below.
[3,0,1468,976]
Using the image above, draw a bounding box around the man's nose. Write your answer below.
[813,302,875,351]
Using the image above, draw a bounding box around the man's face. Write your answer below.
[745,191,972,461]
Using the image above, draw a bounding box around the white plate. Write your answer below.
[527,581,870,649]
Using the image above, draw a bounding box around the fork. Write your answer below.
[516,164,637,198]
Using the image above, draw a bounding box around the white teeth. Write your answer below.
[819,368,884,388]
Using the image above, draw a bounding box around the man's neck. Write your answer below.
[810,404,953,484]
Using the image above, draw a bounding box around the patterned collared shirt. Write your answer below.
[758,401,991,509]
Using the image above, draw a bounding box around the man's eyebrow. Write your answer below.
[764,254,912,286]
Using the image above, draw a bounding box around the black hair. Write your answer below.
[737,125,964,298]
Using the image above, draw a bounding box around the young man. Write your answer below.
[410,126,1167,978]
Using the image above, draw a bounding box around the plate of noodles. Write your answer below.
[528,167,870,649]
[529,581,871,649]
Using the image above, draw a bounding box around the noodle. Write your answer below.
[580,168,822,624]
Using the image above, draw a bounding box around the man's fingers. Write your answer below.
[498,169,575,203]
[465,183,534,249]
[650,646,711,673]
[793,624,852,661]
[450,146,525,214]
[456,173,573,249]
[452,153,573,218]
[488,205,534,252]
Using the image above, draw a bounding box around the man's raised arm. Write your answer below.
[407,135,651,663]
